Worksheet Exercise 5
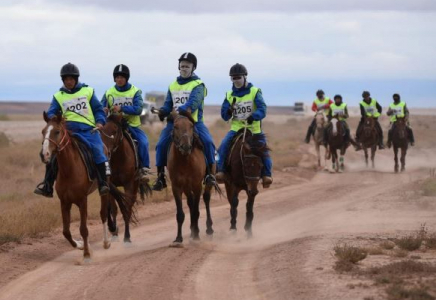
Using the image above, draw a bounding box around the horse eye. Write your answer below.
[54,130,60,135]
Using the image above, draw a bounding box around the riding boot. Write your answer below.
[355,120,363,144]
[204,164,217,187]
[152,166,167,191]
[96,162,111,196]
[323,127,329,146]
[139,167,151,183]
[407,127,415,146]
[34,156,58,198]
[387,129,393,148]
[346,128,361,151]
[375,121,385,149]
[305,119,316,144]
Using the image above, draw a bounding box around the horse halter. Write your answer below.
[172,115,194,154]
[44,123,70,152]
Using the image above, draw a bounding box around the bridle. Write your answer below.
[240,121,262,181]
[172,115,194,154]
[44,123,70,152]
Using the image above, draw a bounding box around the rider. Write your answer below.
[101,64,151,181]
[152,52,217,191]
[305,89,332,143]
[215,63,273,188]
[386,93,415,148]
[324,94,359,149]
[355,91,385,149]
[34,63,110,197]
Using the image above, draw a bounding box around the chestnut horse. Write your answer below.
[391,117,409,173]
[100,114,151,243]
[327,118,348,173]
[224,125,270,237]
[167,110,218,247]
[313,111,328,170]
[360,116,378,168]
[40,112,132,261]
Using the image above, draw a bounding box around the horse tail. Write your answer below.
[108,182,138,224]
[212,181,224,198]
[138,182,152,204]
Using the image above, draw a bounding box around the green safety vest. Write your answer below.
[314,97,331,111]
[169,79,206,123]
[389,101,406,122]
[360,99,381,118]
[329,103,347,121]
[226,86,261,134]
[105,85,142,127]
[54,86,96,127]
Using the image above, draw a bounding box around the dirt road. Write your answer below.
[0,148,435,300]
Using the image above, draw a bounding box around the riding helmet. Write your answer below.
[334,94,342,100]
[229,63,248,76]
[113,64,130,81]
[178,52,197,70]
[316,89,324,96]
[362,91,371,97]
[393,93,401,100]
[60,63,80,78]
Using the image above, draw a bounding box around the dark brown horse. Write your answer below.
[224,127,269,237]
[392,117,409,173]
[40,112,132,261]
[167,110,217,247]
[359,117,378,168]
[327,118,348,173]
[100,114,151,243]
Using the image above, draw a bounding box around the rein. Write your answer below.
[45,124,71,152]
[172,115,194,154]
[239,121,261,181]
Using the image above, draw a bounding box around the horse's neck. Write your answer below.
[56,142,84,178]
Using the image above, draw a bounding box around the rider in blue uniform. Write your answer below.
[152,52,216,191]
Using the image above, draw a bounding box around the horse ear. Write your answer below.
[56,112,63,123]
[186,107,192,115]
[43,111,49,123]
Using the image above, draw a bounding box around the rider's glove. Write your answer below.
[158,108,166,122]
[247,115,254,125]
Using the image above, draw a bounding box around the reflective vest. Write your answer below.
[226,86,261,134]
[360,99,381,118]
[389,101,406,122]
[54,86,96,127]
[105,85,142,127]
[329,103,347,121]
[169,79,206,123]
[314,97,331,112]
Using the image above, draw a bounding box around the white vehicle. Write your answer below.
[140,100,159,125]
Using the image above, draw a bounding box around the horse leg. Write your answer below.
[187,192,200,240]
[108,197,119,241]
[78,199,91,260]
[122,182,138,244]
[371,145,376,169]
[316,143,321,168]
[364,147,368,167]
[171,188,185,246]
[225,183,239,231]
[323,145,329,171]
[401,147,406,172]
[394,146,399,173]
[244,190,258,238]
[339,155,345,172]
[61,200,82,249]
[203,186,214,236]
[100,194,111,249]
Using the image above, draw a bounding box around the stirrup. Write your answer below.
[262,176,273,188]
[98,183,110,196]
[204,174,217,186]
[34,182,53,198]
[152,179,167,191]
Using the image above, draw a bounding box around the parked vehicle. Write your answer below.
[140,91,166,125]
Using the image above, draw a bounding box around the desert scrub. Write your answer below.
[422,178,436,197]
[333,243,367,272]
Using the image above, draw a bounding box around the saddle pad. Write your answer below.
[72,138,96,182]
[123,130,139,170]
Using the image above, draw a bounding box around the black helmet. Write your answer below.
[178,52,197,69]
[60,63,80,78]
[393,93,401,100]
[113,64,130,81]
[229,63,248,76]
[316,89,324,96]
[334,94,343,100]
[362,91,370,97]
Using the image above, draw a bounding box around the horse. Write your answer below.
[326,117,348,173]
[359,116,378,168]
[100,114,152,243]
[166,110,218,247]
[313,111,328,170]
[40,112,133,261]
[224,125,270,237]
[391,117,409,173]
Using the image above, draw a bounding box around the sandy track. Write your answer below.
[0,149,435,300]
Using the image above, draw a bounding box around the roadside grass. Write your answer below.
[422,178,436,197]
[394,225,427,251]
[333,243,368,272]
[0,132,10,148]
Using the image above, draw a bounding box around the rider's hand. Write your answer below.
[247,115,254,125]
[103,107,109,115]
[95,123,104,130]
[158,108,166,122]
[227,107,233,117]
[387,109,393,116]
[112,105,121,113]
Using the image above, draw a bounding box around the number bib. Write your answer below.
[62,96,89,115]
[333,108,344,116]
[392,107,403,115]
[113,97,133,107]
[233,100,253,120]
[365,107,375,114]
[172,90,191,109]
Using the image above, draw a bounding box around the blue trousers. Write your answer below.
[128,126,150,168]
[217,130,272,177]
[72,130,108,164]
[155,121,216,167]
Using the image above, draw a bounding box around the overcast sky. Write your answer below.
[1,0,435,107]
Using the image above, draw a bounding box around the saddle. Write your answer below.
[226,130,268,167]
[72,137,97,182]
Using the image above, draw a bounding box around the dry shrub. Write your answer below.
[0,132,10,148]
[395,226,427,251]
[334,243,367,272]
[422,178,436,197]
[426,233,436,249]
[369,261,436,277]
[380,240,396,250]
[386,285,435,300]
[0,114,10,121]
[364,246,385,255]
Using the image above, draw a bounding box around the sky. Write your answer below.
[1,0,435,108]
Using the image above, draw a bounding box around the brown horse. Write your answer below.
[224,127,269,237]
[40,112,132,261]
[167,110,217,247]
[313,112,328,170]
[359,116,378,168]
[100,114,151,243]
[327,118,348,173]
[391,117,409,173]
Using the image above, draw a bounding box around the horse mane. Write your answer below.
[243,131,271,158]
[176,110,196,124]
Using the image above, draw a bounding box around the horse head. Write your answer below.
[330,118,339,136]
[395,117,407,139]
[315,111,325,129]
[102,114,125,152]
[242,132,267,192]
[172,109,195,156]
[363,116,375,138]
[41,111,68,163]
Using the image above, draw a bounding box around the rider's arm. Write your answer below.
[101,93,108,108]
[221,97,232,121]
[311,102,317,112]
[344,106,350,119]
[178,84,204,113]
[160,89,173,116]
[120,90,143,115]
[47,96,62,119]
[360,104,366,118]
[404,104,410,119]
[251,90,267,121]
[327,108,332,121]
[376,102,382,114]
[89,91,106,125]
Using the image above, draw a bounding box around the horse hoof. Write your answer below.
[329,170,335,174]
[247,232,253,239]
[103,241,111,249]
[74,240,84,250]
[169,241,184,248]
[111,235,119,242]
[123,241,133,248]
[206,229,214,236]
[83,257,92,265]
[323,167,329,172]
